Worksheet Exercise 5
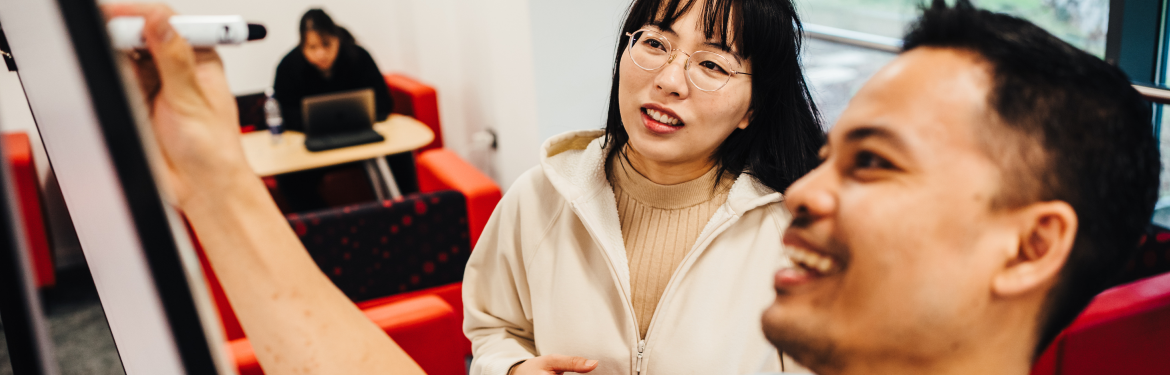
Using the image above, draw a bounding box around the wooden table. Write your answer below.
[240,114,434,200]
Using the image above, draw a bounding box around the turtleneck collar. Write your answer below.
[611,154,731,210]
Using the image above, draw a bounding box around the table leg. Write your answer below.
[374,156,403,199]
[364,160,387,201]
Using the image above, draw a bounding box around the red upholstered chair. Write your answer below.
[1031,271,1170,374]
[4,132,53,288]
[194,181,497,372]
[385,73,443,152]
[235,92,268,134]
[416,148,501,247]
[230,294,465,375]
[193,191,477,374]
[200,74,497,370]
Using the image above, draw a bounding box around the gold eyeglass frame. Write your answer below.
[625,29,752,92]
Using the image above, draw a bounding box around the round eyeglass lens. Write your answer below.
[687,51,735,91]
[629,30,671,71]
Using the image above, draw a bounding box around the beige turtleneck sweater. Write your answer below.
[612,157,732,338]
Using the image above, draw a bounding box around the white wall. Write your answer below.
[528,0,630,141]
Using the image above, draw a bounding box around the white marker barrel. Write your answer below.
[108,15,262,49]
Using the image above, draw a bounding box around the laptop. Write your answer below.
[302,88,385,152]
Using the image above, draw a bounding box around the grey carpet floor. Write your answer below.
[0,266,124,375]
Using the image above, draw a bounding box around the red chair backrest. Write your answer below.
[1031,271,1170,374]
[235,92,267,133]
[384,74,443,152]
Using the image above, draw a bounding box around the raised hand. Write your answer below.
[103,3,253,208]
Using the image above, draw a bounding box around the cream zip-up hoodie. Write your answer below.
[464,131,792,375]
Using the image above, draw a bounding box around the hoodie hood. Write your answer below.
[538,130,784,216]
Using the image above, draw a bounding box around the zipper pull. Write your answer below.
[635,339,646,375]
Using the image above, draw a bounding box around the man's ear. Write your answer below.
[993,201,1078,297]
[737,109,752,130]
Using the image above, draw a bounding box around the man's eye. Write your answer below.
[854,151,893,170]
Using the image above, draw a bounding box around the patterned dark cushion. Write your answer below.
[1116,224,1170,285]
[287,190,471,302]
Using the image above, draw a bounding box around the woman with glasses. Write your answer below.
[464,0,823,374]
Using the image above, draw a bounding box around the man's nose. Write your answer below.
[784,164,837,224]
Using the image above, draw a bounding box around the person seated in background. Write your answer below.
[761,1,1160,374]
[274,8,392,132]
[272,9,406,212]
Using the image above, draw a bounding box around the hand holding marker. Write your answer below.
[108,15,266,49]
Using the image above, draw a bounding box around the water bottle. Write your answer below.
[264,88,283,144]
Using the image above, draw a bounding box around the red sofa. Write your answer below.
[202,74,498,374]
[230,294,466,375]
[197,149,496,374]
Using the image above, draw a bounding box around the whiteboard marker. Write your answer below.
[107,15,266,49]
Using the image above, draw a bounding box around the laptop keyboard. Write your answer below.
[304,130,385,152]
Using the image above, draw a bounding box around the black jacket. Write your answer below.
[272,44,393,132]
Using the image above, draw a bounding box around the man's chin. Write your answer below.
[762,305,843,373]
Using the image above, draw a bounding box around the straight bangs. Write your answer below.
[621,0,746,57]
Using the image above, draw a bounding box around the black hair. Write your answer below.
[603,0,825,192]
[903,0,1160,360]
[299,8,355,48]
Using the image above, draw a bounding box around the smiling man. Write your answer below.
[762,1,1160,375]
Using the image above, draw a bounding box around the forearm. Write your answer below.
[184,171,423,375]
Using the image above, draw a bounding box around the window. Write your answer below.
[799,0,1170,224]
[797,0,1111,56]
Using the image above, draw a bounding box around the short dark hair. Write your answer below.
[603,0,826,192]
[903,0,1160,360]
[299,8,355,48]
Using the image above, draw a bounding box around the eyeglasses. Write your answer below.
[625,29,751,92]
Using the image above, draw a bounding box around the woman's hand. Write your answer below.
[509,355,599,375]
[103,3,255,209]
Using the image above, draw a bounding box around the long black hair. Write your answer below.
[298,8,356,48]
[603,0,825,193]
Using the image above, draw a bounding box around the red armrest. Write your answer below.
[385,73,443,152]
[357,282,470,358]
[415,149,501,247]
[231,295,465,375]
[4,132,53,288]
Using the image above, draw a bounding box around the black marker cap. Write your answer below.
[247,24,267,41]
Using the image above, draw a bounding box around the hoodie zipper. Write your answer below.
[635,339,646,375]
[569,201,655,375]
[631,211,738,375]
[571,194,756,375]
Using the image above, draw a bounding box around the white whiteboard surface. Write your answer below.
[0,0,229,373]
